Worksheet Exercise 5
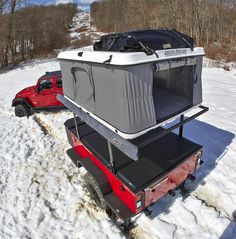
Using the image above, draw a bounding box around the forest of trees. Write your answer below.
[91,0,236,61]
[0,1,77,68]
[0,0,235,69]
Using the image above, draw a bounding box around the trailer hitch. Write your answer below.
[179,174,196,199]
[168,190,176,198]
[119,220,137,233]
[144,207,152,216]
[179,184,190,199]
[188,175,196,182]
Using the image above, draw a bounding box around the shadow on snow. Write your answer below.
[147,119,235,221]
[219,211,236,239]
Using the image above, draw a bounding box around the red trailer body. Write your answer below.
[66,119,202,216]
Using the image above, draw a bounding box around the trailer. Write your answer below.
[57,30,209,231]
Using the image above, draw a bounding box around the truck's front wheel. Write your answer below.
[15,104,29,117]
[84,172,108,211]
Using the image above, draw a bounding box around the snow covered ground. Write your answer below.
[0,59,236,239]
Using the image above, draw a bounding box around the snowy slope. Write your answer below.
[69,10,103,43]
[69,10,90,41]
[0,59,236,239]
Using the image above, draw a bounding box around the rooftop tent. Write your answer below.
[58,30,204,139]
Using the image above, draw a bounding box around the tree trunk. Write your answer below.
[3,0,17,67]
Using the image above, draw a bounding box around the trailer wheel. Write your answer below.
[84,172,108,211]
[15,104,29,117]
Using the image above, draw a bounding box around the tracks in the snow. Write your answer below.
[33,115,50,135]
[193,193,234,221]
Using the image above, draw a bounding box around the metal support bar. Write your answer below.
[58,94,208,161]
[179,114,184,137]
[138,105,209,149]
[107,141,115,173]
[57,94,139,161]
[73,113,80,139]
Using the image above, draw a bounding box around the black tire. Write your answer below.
[15,104,29,117]
[84,172,108,211]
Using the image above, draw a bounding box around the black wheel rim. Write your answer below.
[17,109,25,117]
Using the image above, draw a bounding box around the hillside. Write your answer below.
[0,4,103,70]
[69,9,103,48]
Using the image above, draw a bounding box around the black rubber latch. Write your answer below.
[78,52,83,57]
[103,55,113,64]
[168,190,176,198]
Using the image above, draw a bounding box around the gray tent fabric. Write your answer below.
[72,64,95,113]
[59,55,203,135]
[59,60,75,101]
[192,56,203,105]
[92,64,156,133]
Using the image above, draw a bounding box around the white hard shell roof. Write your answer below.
[57,46,205,66]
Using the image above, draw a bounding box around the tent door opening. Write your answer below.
[152,58,196,123]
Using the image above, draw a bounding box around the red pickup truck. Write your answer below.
[12,71,64,117]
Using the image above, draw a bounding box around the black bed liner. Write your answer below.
[66,118,202,193]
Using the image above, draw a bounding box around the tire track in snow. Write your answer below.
[129,227,159,239]
[192,193,234,221]
[33,115,50,135]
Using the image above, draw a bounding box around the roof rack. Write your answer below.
[57,94,208,161]
[42,70,61,78]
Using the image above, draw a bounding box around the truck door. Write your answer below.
[54,77,63,106]
[52,76,63,106]
[37,78,56,107]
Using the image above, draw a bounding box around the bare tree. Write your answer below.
[0,0,8,14]
[0,2,77,68]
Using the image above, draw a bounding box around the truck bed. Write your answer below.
[68,119,202,192]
